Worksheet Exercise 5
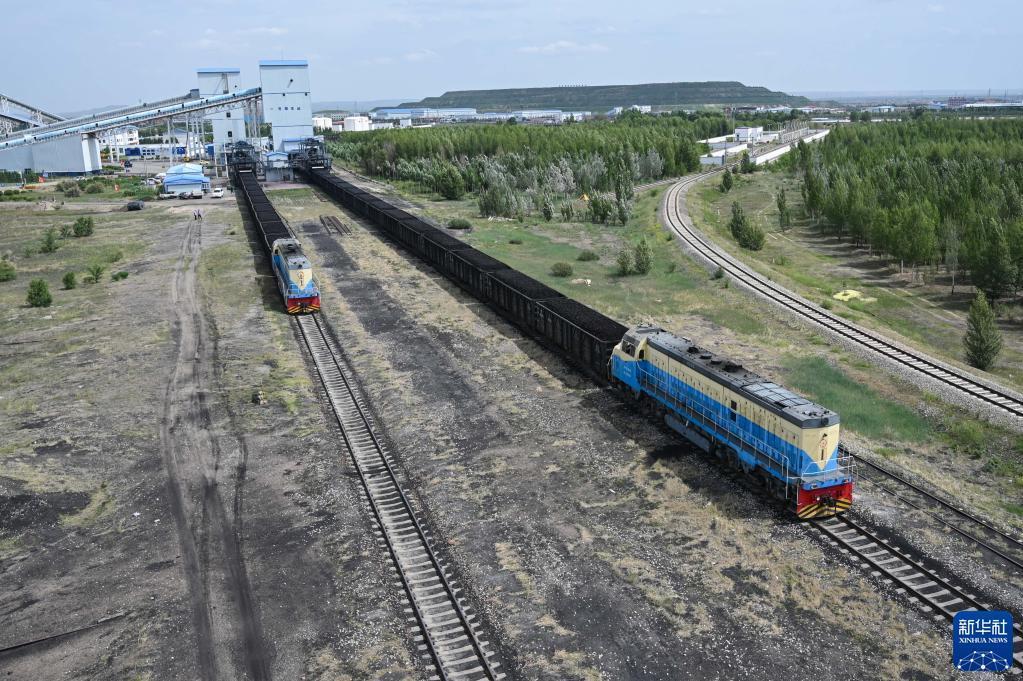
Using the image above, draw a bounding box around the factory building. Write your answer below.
[162,162,209,195]
[734,126,764,144]
[259,60,313,152]
[197,68,247,169]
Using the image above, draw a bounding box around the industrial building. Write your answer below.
[162,162,209,195]
[198,68,248,170]
[259,59,313,152]
[312,116,333,130]
[342,115,372,132]
[0,59,317,176]
[734,126,764,144]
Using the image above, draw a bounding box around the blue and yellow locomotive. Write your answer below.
[271,238,320,314]
[611,325,852,518]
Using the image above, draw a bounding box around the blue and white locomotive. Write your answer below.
[611,325,853,518]
[271,238,320,314]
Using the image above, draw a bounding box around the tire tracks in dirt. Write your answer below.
[160,218,272,680]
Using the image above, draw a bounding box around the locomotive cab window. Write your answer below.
[729,400,737,421]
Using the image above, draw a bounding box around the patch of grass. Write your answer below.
[448,217,472,230]
[111,271,129,281]
[781,355,931,443]
[1004,502,1023,517]
[0,259,15,282]
[943,418,987,458]
[698,306,765,336]
[62,483,115,527]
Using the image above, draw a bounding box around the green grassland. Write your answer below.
[363,178,1023,522]
[688,170,1023,389]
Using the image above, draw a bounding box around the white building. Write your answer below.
[312,116,333,130]
[0,134,103,175]
[259,59,313,151]
[98,126,139,148]
[343,115,372,132]
[734,126,764,144]
[197,68,247,165]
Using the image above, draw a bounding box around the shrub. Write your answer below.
[63,186,81,197]
[720,168,733,193]
[712,266,725,280]
[60,223,73,238]
[541,197,554,222]
[448,218,472,230]
[508,238,522,244]
[85,263,105,284]
[39,228,60,254]
[107,249,123,263]
[577,250,599,262]
[63,272,77,289]
[559,202,575,221]
[72,216,95,237]
[111,271,129,281]
[26,279,52,307]
[616,249,633,276]
[0,259,15,282]
[84,183,103,194]
[550,262,573,277]
[632,239,652,275]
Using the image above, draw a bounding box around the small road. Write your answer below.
[659,172,1023,423]
[160,217,272,680]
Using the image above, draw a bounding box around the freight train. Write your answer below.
[295,164,852,518]
[234,168,320,314]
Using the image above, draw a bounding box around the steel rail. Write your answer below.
[813,515,1023,673]
[660,175,1023,420]
[295,314,503,681]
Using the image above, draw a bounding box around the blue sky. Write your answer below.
[4,0,1020,111]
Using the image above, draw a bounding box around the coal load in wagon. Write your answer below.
[540,297,627,341]
[454,248,509,272]
[490,269,564,301]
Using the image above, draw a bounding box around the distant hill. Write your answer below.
[400,81,808,112]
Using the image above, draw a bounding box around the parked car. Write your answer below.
[126,200,144,211]
[157,192,176,200]
[179,191,202,200]
[211,187,224,199]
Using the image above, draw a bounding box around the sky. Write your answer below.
[3,0,1021,112]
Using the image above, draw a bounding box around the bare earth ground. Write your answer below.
[269,186,964,680]
[0,197,412,679]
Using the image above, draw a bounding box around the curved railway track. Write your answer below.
[813,514,1023,673]
[295,314,505,681]
[661,175,1023,421]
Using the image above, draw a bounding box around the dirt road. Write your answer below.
[159,217,271,680]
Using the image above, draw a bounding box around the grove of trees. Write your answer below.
[325,114,730,223]
[793,119,1023,301]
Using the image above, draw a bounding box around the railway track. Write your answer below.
[812,514,1023,673]
[295,314,504,681]
[661,175,1023,420]
[320,214,352,236]
[849,447,1023,573]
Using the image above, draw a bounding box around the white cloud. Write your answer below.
[403,49,438,62]
[518,40,608,55]
[236,26,288,36]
